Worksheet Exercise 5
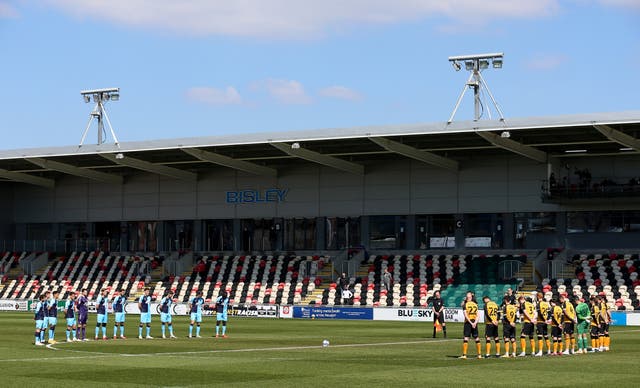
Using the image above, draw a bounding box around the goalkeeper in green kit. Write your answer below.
[575,297,591,354]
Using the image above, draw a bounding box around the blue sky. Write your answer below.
[0,0,638,149]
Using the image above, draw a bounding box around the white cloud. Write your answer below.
[319,86,362,101]
[525,54,569,70]
[41,0,560,38]
[256,79,311,105]
[185,86,243,106]
[0,1,19,18]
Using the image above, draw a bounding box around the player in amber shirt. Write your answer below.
[501,296,518,358]
[518,296,537,357]
[535,292,551,356]
[460,292,481,359]
[559,293,577,355]
[482,296,500,358]
[589,296,601,352]
[549,298,564,355]
[599,295,611,351]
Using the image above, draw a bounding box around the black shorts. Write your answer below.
[434,312,444,324]
[551,326,563,338]
[599,323,608,335]
[503,324,516,339]
[463,322,479,339]
[485,324,498,338]
[536,323,548,336]
[563,322,574,335]
[590,325,600,337]
[521,322,535,337]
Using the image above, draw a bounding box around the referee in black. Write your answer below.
[431,290,446,338]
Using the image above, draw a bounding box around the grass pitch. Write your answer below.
[1,312,639,387]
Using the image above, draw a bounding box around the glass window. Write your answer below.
[464,214,493,248]
[369,215,407,249]
[325,217,360,250]
[514,212,557,233]
[284,218,316,250]
[566,211,640,233]
[205,219,234,251]
[429,214,455,249]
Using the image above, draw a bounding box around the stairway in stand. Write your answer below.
[299,265,334,305]
[514,260,537,294]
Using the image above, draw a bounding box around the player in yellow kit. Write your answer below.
[501,296,518,358]
[482,296,500,358]
[589,295,601,352]
[599,295,611,351]
[460,292,481,359]
[559,293,577,355]
[535,292,551,356]
[518,296,537,357]
[549,298,564,355]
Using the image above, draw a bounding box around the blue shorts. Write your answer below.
[114,312,125,323]
[35,320,46,330]
[43,317,50,327]
[140,312,151,324]
[161,313,172,323]
[48,317,57,326]
[97,314,107,324]
[66,318,76,327]
[216,312,228,322]
[190,312,202,323]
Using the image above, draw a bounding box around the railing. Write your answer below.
[541,178,640,202]
[1,239,121,253]
[498,260,523,280]
[548,260,570,280]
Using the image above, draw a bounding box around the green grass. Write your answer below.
[1,312,639,387]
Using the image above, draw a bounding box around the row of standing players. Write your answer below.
[33,287,231,345]
[439,290,613,359]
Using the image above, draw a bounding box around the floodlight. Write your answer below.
[446,52,505,123]
[78,87,121,148]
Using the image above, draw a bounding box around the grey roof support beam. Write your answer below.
[594,124,640,151]
[25,157,123,184]
[0,168,55,188]
[181,148,277,177]
[269,142,364,175]
[99,153,197,182]
[368,137,459,172]
[475,131,547,163]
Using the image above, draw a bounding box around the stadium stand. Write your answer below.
[3,248,639,313]
[540,253,640,311]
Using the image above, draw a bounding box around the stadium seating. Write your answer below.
[541,252,640,311]
[0,251,162,302]
[161,254,326,305]
[323,253,524,308]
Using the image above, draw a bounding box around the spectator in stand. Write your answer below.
[338,272,351,305]
[382,268,392,292]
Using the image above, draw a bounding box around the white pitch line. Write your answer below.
[3,338,455,363]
